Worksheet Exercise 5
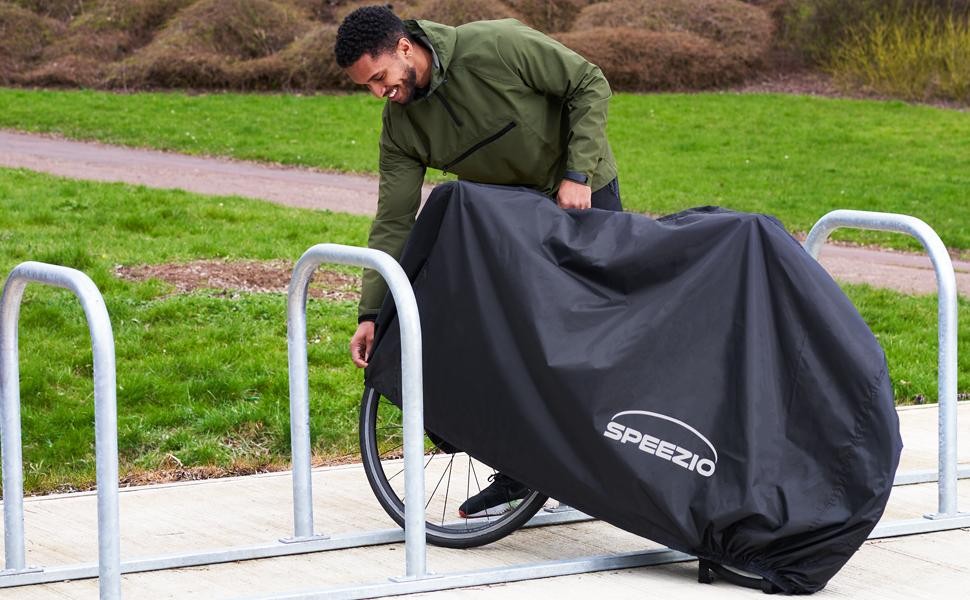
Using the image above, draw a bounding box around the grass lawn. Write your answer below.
[0,168,369,492]
[0,88,968,253]
[0,167,968,494]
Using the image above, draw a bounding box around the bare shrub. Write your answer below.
[110,0,312,89]
[70,0,192,46]
[503,0,592,32]
[10,0,87,21]
[21,50,117,86]
[271,24,356,90]
[182,0,311,59]
[230,25,351,91]
[573,0,773,64]
[556,26,744,91]
[18,0,192,87]
[329,0,421,24]
[399,0,523,26]
[280,0,344,21]
[116,52,235,88]
[280,0,393,24]
[0,3,63,83]
[3,0,785,92]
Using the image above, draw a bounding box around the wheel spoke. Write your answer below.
[363,388,544,546]
[464,454,471,528]
[440,455,455,526]
[469,459,492,525]
[426,452,452,510]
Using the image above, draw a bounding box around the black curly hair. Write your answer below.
[335,5,411,69]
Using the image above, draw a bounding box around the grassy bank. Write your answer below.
[0,168,369,492]
[0,167,968,494]
[0,88,968,252]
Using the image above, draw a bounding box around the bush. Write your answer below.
[328,0,420,25]
[555,27,745,90]
[17,0,191,87]
[10,0,87,21]
[69,0,191,44]
[504,0,591,32]
[238,24,357,91]
[187,0,311,59]
[829,9,970,102]
[0,3,63,83]
[780,0,970,64]
[573,0,774,64]
[280,0,346,22]
[110,0,311,89]
[399,0,523,26]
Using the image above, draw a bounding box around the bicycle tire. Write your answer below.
[359,386,548,548]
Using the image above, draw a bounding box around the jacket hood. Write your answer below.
[405,19,457,96]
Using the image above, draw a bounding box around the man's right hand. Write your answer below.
[350,320,375,368]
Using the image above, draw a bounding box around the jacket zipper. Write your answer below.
[435,93,464,127]
[442,122,517,173]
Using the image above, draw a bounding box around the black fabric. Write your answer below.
[365,181,902,594]
[590,177,622,211]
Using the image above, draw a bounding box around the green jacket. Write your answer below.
[360,18,617,318]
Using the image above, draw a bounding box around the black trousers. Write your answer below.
[590,177,622,212]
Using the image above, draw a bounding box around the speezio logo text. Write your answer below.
[603,411,718,477]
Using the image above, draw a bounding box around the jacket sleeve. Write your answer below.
[496,22,611,183]
[359,129,426,320]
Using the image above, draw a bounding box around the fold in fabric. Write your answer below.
[366,181,902,594]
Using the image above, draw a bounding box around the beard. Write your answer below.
[398,64,419,105]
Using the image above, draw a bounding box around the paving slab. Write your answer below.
[0,403,966,599]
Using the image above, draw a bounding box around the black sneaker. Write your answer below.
[458,473,530,518]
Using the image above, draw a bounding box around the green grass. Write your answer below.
[0,168,370,493]
[843,284,970,404]
[0,88,968,253]
[0,89,384,173]
[1,87,969,493]
[0,167,967,494]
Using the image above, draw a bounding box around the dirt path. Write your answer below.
[2,129,968,297]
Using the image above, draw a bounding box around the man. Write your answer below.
[335,5,621,518]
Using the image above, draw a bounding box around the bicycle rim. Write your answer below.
[359,386,547,548]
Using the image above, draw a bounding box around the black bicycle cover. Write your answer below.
[365,181,902,594]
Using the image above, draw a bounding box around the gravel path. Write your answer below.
[2,129,967,297]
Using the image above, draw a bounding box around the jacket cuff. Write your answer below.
[358,313,378,324]
[563,170,590,185]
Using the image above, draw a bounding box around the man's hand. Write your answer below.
[556,179,592,210]
[350,320,375,368]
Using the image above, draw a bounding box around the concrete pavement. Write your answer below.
[1,403,967,599]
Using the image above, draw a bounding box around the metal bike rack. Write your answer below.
[3,211,965,596]
[0,249,586,592]
[804,209,969,536]
[285,244,429,577]
[0,262,121,600]
[254,243,693,599]
[261,215,970,597]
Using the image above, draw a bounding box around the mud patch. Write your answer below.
[115,258,360,301]
[118,452,362,488]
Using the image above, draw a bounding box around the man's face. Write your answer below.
[345,39,419,105]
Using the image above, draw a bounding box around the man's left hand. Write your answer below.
[556,179,592,210]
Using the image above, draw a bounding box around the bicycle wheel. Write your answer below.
[359,386,548,548]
